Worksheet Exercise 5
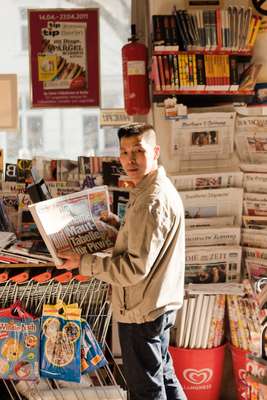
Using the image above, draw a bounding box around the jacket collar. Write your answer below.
[130,166,166,199]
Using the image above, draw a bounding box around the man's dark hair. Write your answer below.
[117,123,154,141]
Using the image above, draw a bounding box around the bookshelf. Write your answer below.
[151,6,261,106]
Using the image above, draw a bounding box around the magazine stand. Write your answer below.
[169,344,226,400]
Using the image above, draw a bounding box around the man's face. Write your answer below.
[119,134,160,185]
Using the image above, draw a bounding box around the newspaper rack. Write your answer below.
[0,275,127,400]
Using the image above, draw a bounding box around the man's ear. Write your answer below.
[154,145,160,160]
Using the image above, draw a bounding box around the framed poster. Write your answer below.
[0,74,18,131]
[28,9,100,108]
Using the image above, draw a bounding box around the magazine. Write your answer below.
[29,186,117,266]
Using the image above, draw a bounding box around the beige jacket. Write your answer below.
[80,166,185,323]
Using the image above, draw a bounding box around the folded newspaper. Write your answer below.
[29,186,117,266]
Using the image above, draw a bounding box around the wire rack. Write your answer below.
[0,276,127,400]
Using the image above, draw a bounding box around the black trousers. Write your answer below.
[118,311,187,400]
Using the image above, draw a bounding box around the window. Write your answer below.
[0,0,131,163]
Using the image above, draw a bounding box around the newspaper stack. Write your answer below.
[241,172,267,293]
[169,173,243,285]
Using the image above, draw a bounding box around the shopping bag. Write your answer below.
[81,319,107,374]
[40,300,81,382]
[0,301,40,380]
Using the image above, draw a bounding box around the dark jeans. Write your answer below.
[118,312,187,400]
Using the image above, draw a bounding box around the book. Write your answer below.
[112,190,129,223]
[29,186,117,266]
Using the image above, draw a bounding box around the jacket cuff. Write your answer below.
[79,254,95,276]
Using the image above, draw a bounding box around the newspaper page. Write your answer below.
[185,216,235,229]
[180,188,243,225]
[241,228,267,248]
[171,112,235,161]
[185,245,242,284]
[169,171,243,191]
[29,186,116,266]
[186,226,241,247]
[235,116,267,163]
[243,173,267,193]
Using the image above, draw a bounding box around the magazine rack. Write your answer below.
[0,277,127,399]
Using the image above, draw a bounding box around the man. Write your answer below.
[58,123,186,400]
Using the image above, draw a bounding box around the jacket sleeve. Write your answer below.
[79,198,175,287]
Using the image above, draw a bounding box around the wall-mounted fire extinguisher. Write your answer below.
[122,24,150,115]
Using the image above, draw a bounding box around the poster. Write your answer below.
[28,9,100,108]
[0,74,18,131]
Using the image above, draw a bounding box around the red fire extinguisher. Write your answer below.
[122,24,150,115]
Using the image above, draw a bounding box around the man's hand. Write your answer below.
[100,212,120,229]
[56,250,81,270]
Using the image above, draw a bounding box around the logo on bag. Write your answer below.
[183,368,213,385]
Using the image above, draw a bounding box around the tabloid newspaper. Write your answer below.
[179,188,243,225]
[235,115,267,164]
[185,245,242,285]
[171,112,235,160]
[169,170,243,191]
[29,186,116,266]
[185,226,241,247]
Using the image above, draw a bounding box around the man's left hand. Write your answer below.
[56,251,81,270]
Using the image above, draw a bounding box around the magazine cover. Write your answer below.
[29,186,116,266]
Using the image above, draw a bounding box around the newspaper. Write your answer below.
[243,173,267,193]
[240,163,267,173]
[187,283,244,296]
[171,112,235,160]
[241,228,267,248]
[185,216,235,229]
[235,116,267,163]
[179,188,243,225]
[243,195,267,216]
[185,245,242,284]
[169,171,243,191]
[186,226,241,247]
[245,257,267,291]
[243,246,267,260]
[242,215,267,230]
[29,186,116,266]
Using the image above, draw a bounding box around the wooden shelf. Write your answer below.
[153,91,255,107]
[153,49,252,59]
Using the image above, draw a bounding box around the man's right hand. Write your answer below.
[100,212,120,229]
